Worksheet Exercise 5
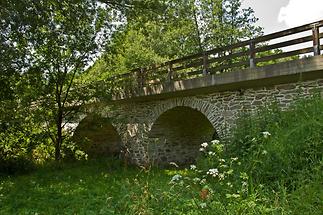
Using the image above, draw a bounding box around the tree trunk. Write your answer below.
[55,109,63,161]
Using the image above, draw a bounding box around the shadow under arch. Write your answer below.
[148,106,218,166]
[73,114,122,158]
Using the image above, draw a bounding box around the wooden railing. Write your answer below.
[107,20,323,89]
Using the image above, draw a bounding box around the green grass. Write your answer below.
[0,159,168,214]
[0,159,202,215]
[1,157,321,215]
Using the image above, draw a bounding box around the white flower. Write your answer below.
[262,131,271,138]
[170,174,182,183]
[231,157,238,161]
[211,140,220,145]
[199,147,205,152]
[208,151,216,156]
[207,168,219,177]
[219,158,225,163]
[201,142,208,148]
[200,178,206,185]
[190,165,197,170]
[200,202,207,208]
[193,177,200,183]
[218,173,225,180]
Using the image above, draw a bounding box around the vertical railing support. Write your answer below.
[167,62,173,82]
[249,40,256,68]
[141,68,146,88]
[312,23,321,56]
[203,52,209,75]
[136,68,145,89]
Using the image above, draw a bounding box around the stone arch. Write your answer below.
[151,97,224,137]
[147,103,219,166]
[73,114,123,158]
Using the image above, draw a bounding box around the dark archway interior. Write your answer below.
[148,106,216,165]
[73,115,122,158]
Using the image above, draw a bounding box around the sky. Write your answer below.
[241,0,323,34]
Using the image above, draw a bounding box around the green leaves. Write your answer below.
[85,0,262,82]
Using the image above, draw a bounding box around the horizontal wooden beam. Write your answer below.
[106,20,323,87]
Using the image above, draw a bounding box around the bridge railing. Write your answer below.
[107,20,323,90]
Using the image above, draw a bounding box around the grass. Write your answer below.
[0,159,164,214]
[1,157,321,215]
[0,159,199,215]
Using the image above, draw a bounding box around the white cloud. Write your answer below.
[278,0,323,27]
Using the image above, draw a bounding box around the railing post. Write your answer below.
[249,40,256,68]
[152,64,157,74]
[312,23,321,56]
[167,62,173,81]
[140,68,146,88]
[203,52,209,75]
[136,68,145,89]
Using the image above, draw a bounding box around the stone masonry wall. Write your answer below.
[95,79,323,165]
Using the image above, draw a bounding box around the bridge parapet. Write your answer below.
[107,20,323,100]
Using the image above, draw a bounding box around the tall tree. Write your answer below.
[0,0,127,161]
[84,0,262,80]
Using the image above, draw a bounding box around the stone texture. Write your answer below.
[73,78,323,166]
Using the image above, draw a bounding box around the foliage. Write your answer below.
[84,0,262,81]
[229,95,323,187]
[1,0,115,162]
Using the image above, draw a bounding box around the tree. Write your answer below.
[196,0,262,49]
[84,0,262,80]
[0,0,126,161]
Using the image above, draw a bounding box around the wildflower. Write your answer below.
[208,151,215,156]
[218,173,225,180]
[170,174,182,183]
[190,165,197,170]
[201,142,208,148]
[242,181,248,187]
[262,131,271,138]
[231,157,238,161]
[199,147,205,152]
[200,178,206,185]
[200,202,207,208]
[207,168,219,177]
[193,177,200,183]
[211,140,220,145]
[219,158,225,163]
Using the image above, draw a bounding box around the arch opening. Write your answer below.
[148,106,217,166]
[73,114,122,158]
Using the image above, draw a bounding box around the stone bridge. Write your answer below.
[72,21,323,166]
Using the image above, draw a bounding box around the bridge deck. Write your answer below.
[112,55,323,102]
